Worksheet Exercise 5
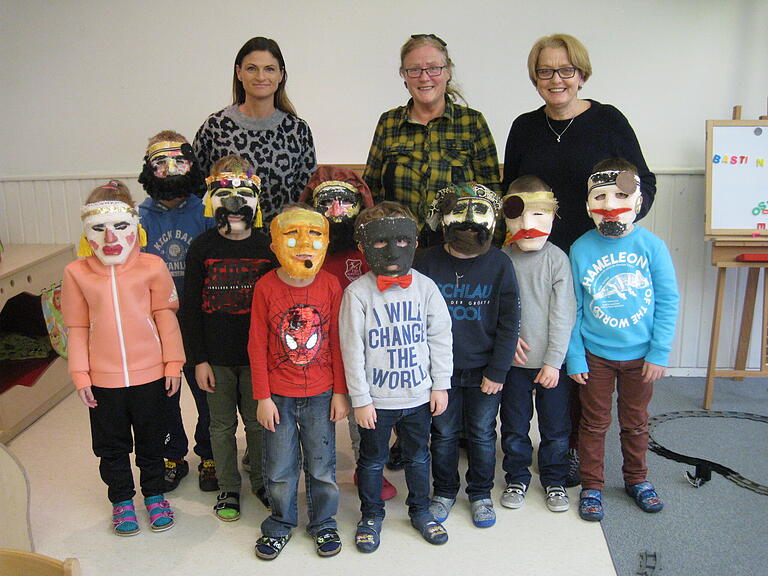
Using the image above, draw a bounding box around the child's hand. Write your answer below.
[569,372,588,385]
[195,362,215,392]
[480,377,503,395]
[514,337,531,365]
[257,397,280,432]
[535,365,560,389]
[330,393,349,422]
[78,386,97,408]
[430,389,448,416]
[355,404,377,429]
[165,376,181,397]
[642,361,666,384]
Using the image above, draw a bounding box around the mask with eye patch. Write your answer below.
[270,209,329,279]
[204,171,263,234]
[501,190,558,252]
[427,183,500,256]
[355,217,418,277]
[586,170,642,238]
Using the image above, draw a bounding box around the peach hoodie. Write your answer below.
[62,247,185,390]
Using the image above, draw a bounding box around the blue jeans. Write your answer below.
[500,366,571,487]
[357,402,432,525]
[431,368,501,501]
[261,390,338,537]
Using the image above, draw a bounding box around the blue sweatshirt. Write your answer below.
[415,245,520,383]
[566,227,679,375]
[139,196,214,298]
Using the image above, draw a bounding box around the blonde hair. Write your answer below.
[527,34,592,87]
[85,180,134,206]
[399,35,465,104]
[146,130,188,148]
[210,154,253,176]
[355,201,416,231]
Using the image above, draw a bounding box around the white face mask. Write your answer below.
[441,197,497,234]
[586,171,642,238]
[502,191,557,252]
[82,202,139,266]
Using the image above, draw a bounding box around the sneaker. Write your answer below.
[386,438,404,471]
[545,485,570,512]
[163,458,189,492]
[471,498,496,528]
[564,448,581,487]
[255,533,291,560]
[241,448,251,473]
[579,489,604,522]
[428,495,455,522]
[625,481,664,513]
[353,471,398,501]
[198,459,218,492]
[144,495,174,532]
[213,491,240,522]
[111,499,140,536]
[411,518,448,545]
[355,517,382,553]
[254,486,270,509]
[500,482,527,509]
[314,527,342,557]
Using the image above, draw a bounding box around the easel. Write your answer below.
[704,104,768,408]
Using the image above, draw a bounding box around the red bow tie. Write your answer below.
[376,274,413,291]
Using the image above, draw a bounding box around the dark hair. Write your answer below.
[232,37,297,116]
[591,158,638,176]
[506,175,552,194]
[355,201,416,230]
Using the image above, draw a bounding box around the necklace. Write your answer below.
[545,114,575,143]
[446,245,476,290]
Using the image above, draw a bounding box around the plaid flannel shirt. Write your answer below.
[363,99,500,227]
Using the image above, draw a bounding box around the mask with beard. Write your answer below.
[138,141,206,201]
[427,183,500,257]
[204,171,263,234]
[586,170,642,238]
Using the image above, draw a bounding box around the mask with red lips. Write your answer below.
[81,201,141,266]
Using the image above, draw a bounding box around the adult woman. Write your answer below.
[500,33,656,491]
[363,34,500,247]
[194,37,316,225]
[502,33,656,252]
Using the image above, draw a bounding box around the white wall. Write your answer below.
[1,0,766,177]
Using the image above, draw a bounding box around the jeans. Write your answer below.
[357,402,432,524]
[431,369,501,501]
[164,364,213,460]
[90,378,166,503]
[261,390,338,537]
[579,352,652,490]
[206,365,263,493]
[500,366,571,488]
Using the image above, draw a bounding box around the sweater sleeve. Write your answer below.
[61,264,92,390]
[248,279,272,400]
[566,251,589,375]
[483,259,520,383]
[425,282,454,390]
[645,240,679,366]
[192,117,214,178]
[472,112,501,193]
[150,262,185,377]
[362,113,387,202]
[328,280,348,395]
[339,288,372,407]
[294,120,317,201]
[543,250,577,369]
[179,237,207,365]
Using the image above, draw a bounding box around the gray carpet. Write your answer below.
[600,377,768,576]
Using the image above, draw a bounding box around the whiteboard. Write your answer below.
[706,120,768,238]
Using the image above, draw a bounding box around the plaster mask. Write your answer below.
[81,201,140,266]
[270,209,329,279]
[205,172,262,233]
[356,217,418,277]
[586,170,642,238]
[312,180,362,223]
[147,141,192,178]
[502,191,557,251]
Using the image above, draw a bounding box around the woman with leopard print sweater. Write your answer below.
[193,37,316,226]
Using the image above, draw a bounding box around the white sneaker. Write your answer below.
[545,485,570,512]
[500,482,526,509]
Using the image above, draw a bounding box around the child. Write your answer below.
[419,183,520,528]
[138,130,217,492]
[340,201,453,552]
[180,156,276,522]
[499,177,575,512]
[250,205,349,560]
[566,159,679,521]
[62,180,184,535]
[300,166,397,501]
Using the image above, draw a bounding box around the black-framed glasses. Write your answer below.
[535,67,577,80]
[404,66,446,78]
[410,33,447,46]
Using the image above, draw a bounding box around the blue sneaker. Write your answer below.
[355,517,382,553]
[471,498,496,528]
[625,481,664,513]
[579,489,604,522]
[428,495,455,522]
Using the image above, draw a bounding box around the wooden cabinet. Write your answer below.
[0,244,74,442]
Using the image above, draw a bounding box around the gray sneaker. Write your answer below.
[545,485,570,512]
[429,496,455,522]
[471,498,496,528]
[500,482,527,509]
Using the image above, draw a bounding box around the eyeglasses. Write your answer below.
[410,33,447,46]
[535,67,577,80]
[404,66,446,78]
